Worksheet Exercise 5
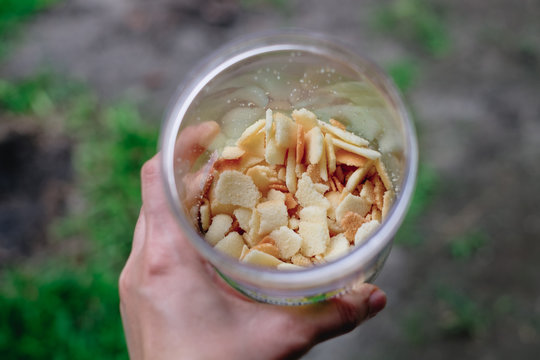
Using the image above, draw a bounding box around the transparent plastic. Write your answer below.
[160,31,418,305]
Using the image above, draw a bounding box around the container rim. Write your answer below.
[160,30,418,291]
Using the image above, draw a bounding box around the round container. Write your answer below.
[160,31,418,305]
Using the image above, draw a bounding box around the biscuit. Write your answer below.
[269,226,303,260]
[214,232,245,258]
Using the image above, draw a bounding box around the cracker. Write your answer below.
[335,149,368,167]
[325,233,350,261]
[214,232,245,258]
[375,158,393,191]
[221,146,245,160]
[236,119,265,147]
[296,124,305,164]
[335,193,371,222]
[233,208,252,232]
[331,137,381,160]
[313,183,329,194]
[299,206,328,224]
[325,133,337,175]
[228,218,242,234]
[305,126,324,164]
[319,121,369,147]
[329,177,337,192]
[199,199,211,232]
[335,166,345,184]
[341,211,365,242]
[239,244,250,260]
[239,154,265,170]
[285,148,297,194]
[265,136,287,165]
[265,108,273,138]
[325,191,341,220]
[259,236,276,245]
[274,112,296,148]
[295,173,331,209]
[257,200,288,236]
[382,189,395,219]
[205,214,233,246]
[319,141,328,181]
[306,163,322,183]
[312,255,326,265]
[372,206,382,222]
[251,242,281,259]
[359,180,375,205]
[277,167,286,181]
[269,226,303,260]
[345,164,372,192]
[237,126,266,159]
[241,249,282,267]
[327,218,344,236]
[373,175,385,210]
[292,108,318,131]
[284,192,298,210]
[268,183,289,192]
[246,210,261,246]
[332,176,345,192]
[299,221,330,257]
[246,165,276,193]
[329,118,346,130]
[277,263,304,270]
[213,158,241,172]
[215,170,261,208]
[291,253,312,267]
[354,220,380,246]
[295,162,306,178]
[288,217,300,230]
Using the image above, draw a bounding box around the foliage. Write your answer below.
[0,75,158,359]
[394,163,439,247]
[387,59,419,93]
[375,0,450,57]
[449,230,488,260]
[0,0,60,58]
[435,286,488,338]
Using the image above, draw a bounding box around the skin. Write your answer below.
[119,122,387,360]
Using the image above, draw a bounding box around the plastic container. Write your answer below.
[160,31,418,305]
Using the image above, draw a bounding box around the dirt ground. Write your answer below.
[2,0,539,358]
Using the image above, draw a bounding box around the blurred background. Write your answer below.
[1,0,539,359]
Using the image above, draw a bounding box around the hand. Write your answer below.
[119,123,387,360]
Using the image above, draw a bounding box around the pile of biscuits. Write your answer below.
[196,108,394,269]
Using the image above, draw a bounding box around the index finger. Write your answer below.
[173,121,220,165]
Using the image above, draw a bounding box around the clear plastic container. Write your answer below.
[160,31,418,305]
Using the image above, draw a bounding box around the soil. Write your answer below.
[1,0,539,358]
[0,118,72,263]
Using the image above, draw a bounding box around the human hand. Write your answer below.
[119,123,387,360]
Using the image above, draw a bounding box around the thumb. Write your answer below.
[305,284,387,342]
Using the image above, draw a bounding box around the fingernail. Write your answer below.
[368,289,387,318]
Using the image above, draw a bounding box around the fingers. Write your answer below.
[140,154,203,268]
[131,208,146,254]
[174,121,220,165]
[302,284,387,343]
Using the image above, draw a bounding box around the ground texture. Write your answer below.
[1,0,539,358]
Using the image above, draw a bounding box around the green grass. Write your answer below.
[435,286,488,338]
[387,59,419,93]
[0,75,158,359]
[374,0,451,57]
[449,229,488,260]
[0,0,60,58]
[394,163,439,247]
